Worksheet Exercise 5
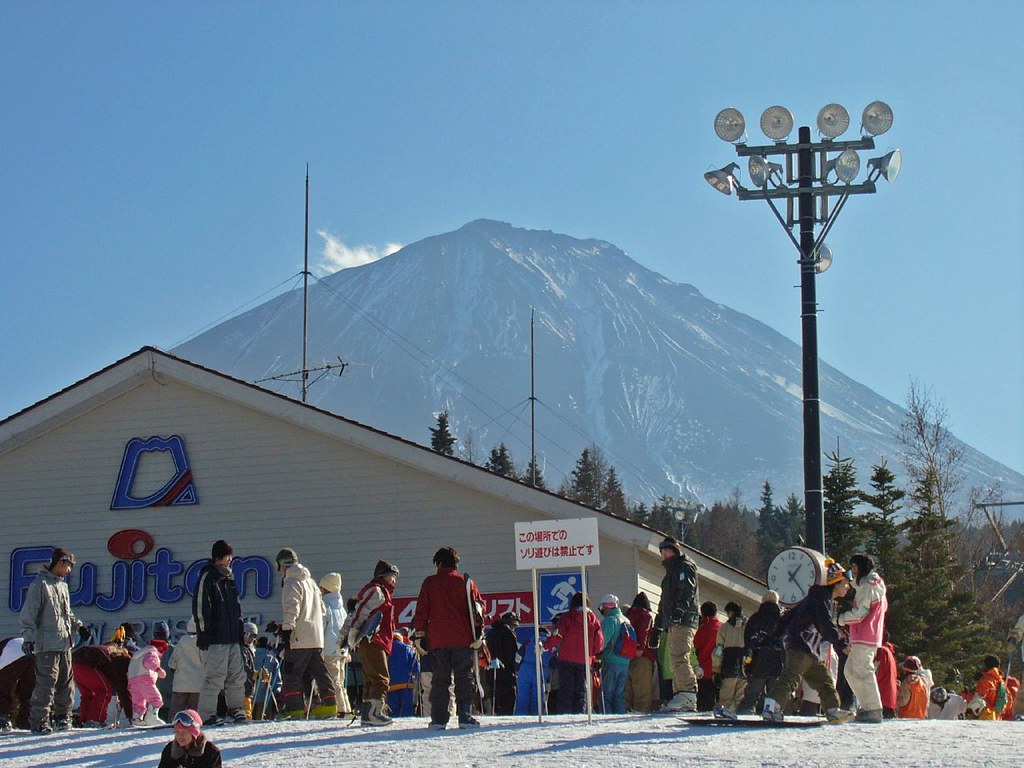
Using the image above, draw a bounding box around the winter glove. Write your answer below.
[693,665,704,679]
[412,630,428,657]
[22,641,34,655]
[647,630,660,650]
[78,625,92,642]
[469,637,485,650]
[968,695,985,715]
[279,629,292,650]
[346,629,359,650]
[196,630,210,651]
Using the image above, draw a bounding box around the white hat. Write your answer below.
[598,594,619,609]
[319,572,342,593]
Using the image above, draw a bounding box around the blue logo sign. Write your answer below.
[111,436,198,509]
[538,570,589,623]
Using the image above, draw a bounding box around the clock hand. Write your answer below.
[787,564,803,585]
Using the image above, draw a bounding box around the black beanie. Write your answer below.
[211,540,233,561]
[374,560,399,578]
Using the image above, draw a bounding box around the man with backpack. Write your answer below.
[598,594,634,714]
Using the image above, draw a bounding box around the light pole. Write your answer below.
[671,503,705,543]
[704,102,901,555]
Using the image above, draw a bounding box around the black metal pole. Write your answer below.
[797,126,825,553]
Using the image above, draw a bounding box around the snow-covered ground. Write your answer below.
[1,715,1021,768]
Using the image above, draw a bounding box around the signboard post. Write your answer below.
[514,517,600,723]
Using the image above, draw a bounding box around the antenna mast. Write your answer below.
[530,307,537,487]
[301,164,310,403]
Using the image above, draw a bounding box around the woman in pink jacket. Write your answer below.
[128,636,168,726]
[838,554,887,723]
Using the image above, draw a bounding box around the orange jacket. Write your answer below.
[1001,676,1019,721]
[974,667,1006,720]
[897,672,928,719]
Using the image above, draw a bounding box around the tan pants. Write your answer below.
[625,656,654,712]
[717,677,748,711]
[323,654,353,713]
[844,644,882,711]
[356,639,390,701]
[668,625,698,694]
[768,648,840,712]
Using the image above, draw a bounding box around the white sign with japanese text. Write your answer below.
[514,517,600,570]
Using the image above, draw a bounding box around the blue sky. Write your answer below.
[2,2,1022,479]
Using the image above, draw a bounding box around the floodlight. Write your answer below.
[867,149,902,182]
[714,108,746,143]
[760,106,794,141]
[816,103,850,139]
[815,243,834,274]
[861,101,894,137]
[704,163,740,195]
[825,149,861,183]
[748,155,784,188]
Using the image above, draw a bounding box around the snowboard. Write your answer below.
[681,713,824,728]
[464,572,486,703]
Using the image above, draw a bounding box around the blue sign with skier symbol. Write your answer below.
[538,571,589,624]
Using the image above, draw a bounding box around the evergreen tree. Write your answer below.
[523,457,547,489]
[485,443,517,478]
[629,500,650,526]
[648,495,681,543]
[859,460,905,577]
[780,493,805,549]
[602,466,628,518]
[567,446,603,508]
[822,451,863,564]
[429,410,456,456]
[690,492,761,575]
[756,480,796,566]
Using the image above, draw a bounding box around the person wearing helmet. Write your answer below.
[927,684,967,720]
[598,594,631,714]
[762,559,853,724]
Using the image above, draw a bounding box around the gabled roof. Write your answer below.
[0,346,764,599]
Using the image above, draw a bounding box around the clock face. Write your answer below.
[767,547,818,605]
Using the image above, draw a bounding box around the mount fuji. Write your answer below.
[174,219,1024,508]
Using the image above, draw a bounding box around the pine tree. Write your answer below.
[567,446,603,508]
[822,451,863,564]
[429,410,456,456]
[603,466,628,518]
[523,457,546,489]
[780,494,805,548]
[756,480,795,567]
[485,443,517,478]
[859,460,905,576]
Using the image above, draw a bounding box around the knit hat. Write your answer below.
[762,590,780,604]
[151,621,170,641]
[171,709,202,740]
[319,572,342,593]
[598,594,619,610]
[275,548,298,568]
[243,622,259,638]
[903,655,921,671]
[211,540,233,561]
[658,537,681,555]
[824,558,848,586]
[501,611,521,626]
[374,560,399,578]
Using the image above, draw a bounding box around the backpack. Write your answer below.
[614,621,639,660]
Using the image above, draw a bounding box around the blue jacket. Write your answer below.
[192,563,243,648]
[600,607,632,667]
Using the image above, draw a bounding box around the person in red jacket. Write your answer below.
[625,592,656,712]
[412,547,484,730]
[545,591,603,715]
[347,560,399,727]
[692,602,721,711]
[874,635,899,718]
[72,639,132,727]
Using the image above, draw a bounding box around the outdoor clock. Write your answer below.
[766,546,826,606]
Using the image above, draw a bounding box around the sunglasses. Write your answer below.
[171,711,199,728]
[58,556,76,568]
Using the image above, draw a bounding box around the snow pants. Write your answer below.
[73,663,113,723]
[515,671,546,715]
[625,656,654,712]
[602,662,628,714]
[717,676,747,711]
[29,650,75,730]
[280,648,336,715]
[197,643,247,720]
[323,653,352,713]
[843,644,882,711]
[428,646,475,722]
[767,648,840,712]
[667,625,698,694]
[128,675,163,717]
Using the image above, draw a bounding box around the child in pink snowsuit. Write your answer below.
[128,637,168,726]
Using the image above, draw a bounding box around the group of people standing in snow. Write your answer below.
[4,536,1021,755]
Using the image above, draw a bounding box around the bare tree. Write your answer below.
[897,380,964,520]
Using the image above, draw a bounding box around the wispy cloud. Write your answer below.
[315,230,402,276]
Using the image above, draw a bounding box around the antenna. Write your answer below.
[302,165,310,403]
[530,308,537,487]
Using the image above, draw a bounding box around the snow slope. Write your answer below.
[0,715,1020,768]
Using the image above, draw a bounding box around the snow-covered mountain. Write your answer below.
[174,219,1024,507]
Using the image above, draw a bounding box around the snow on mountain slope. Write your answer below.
[175,219,1024,507]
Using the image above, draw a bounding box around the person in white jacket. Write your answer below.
[319,572,352,715]
[169,618,205,715]
[270,549,337,719]
[837,554,887,724]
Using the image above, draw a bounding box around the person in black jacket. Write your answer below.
[485,612,520,715]
[735,590,784,714]
[191,540,247,725]
[654,537,700,712]
[763,559,853,723]
[157,709,223,768]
